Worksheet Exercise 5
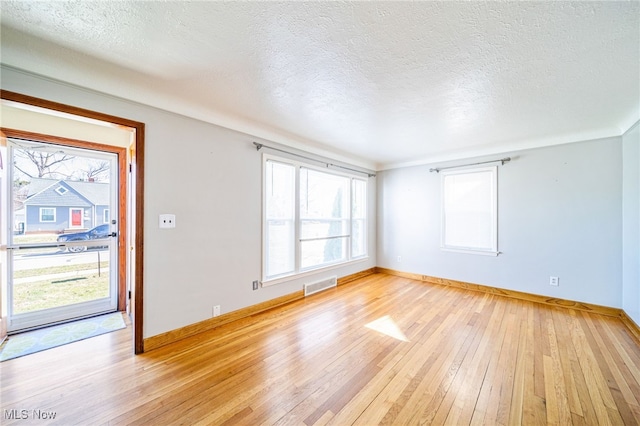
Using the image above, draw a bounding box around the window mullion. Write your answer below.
[347,178,355,260]
[294,165,301,274]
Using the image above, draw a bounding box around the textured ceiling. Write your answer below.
[1,1,638,169]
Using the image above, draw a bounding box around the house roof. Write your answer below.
[23,178,58,197]
[66,180,110,206]
[25,178,109,207]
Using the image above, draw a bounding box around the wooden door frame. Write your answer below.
[1,90,145,354]
[2,128,127,312]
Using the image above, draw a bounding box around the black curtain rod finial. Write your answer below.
[253,142,263,151]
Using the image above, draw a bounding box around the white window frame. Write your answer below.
[440,165,498,256]
[350,178,367,259]
[103,209,110,223]
[55,186,68,195]
[262,154,368,285]
[39,207,56,223]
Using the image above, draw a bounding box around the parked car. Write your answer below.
[57,224,110,252]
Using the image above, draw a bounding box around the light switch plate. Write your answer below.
[159,214,176,228]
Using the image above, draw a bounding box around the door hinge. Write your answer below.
[128,290,132,299]
[129,163,132,173]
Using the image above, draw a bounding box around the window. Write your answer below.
[40,207,56,222]
[55,186,68,195]
[265,161,296,278]
[103,209,110,223]
[300,168,350,269]
[264,156,368,282]
[441,166,497,255]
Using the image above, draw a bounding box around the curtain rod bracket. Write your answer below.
[253,142,263,151]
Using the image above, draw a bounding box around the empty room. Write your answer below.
[0,1,639,425]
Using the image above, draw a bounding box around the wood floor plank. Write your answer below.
[585,315,640,423]
[431,297,509,425]
[599,319,640,400]
[347,291,480,425]
[1,273,639,425]
[544,315,572,425]
[381,297,481,425]
[549,308,584,419]
[487,301,520,425]
[567,311,615,426]
[522,303,548,426]
[508,303,528,426]
[578,314,638,425]
[469,299,515,425]
[407,298,495,424]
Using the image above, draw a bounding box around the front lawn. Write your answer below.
[13,273,109,313]
[14,262,109,279]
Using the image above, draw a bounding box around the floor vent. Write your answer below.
[304,276,337,296]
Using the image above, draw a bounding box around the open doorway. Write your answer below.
[6,136,122,332]
[0,90,144,354]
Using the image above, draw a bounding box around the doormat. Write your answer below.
[0,312,126,362]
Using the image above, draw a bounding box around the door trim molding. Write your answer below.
[1,90,145,354]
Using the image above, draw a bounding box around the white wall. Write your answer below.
[378,137,623,308]
[623,122,640,324]
[1,66,377,338]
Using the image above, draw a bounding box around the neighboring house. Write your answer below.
[19,178,110,234]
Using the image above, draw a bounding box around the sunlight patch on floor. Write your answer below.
[365,315,409,342]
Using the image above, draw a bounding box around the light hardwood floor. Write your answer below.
[1,273,639,425]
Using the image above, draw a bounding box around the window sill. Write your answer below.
[262,257,370,287]
[441,248,500,257]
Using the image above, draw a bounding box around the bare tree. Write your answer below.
[81,160,110,182]
[14,149,110,182]
[14,149,74,179]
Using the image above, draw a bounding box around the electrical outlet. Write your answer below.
[213,305,221,317]
[252,280,259,290]
[549,276,559,286]
[159,214,176,229]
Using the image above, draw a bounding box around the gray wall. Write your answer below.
[377,137,623,308]
[1,66,377,338]
[623,122,640,323]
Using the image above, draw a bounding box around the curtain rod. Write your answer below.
[253,142,376,177]
[429,157,511,173]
